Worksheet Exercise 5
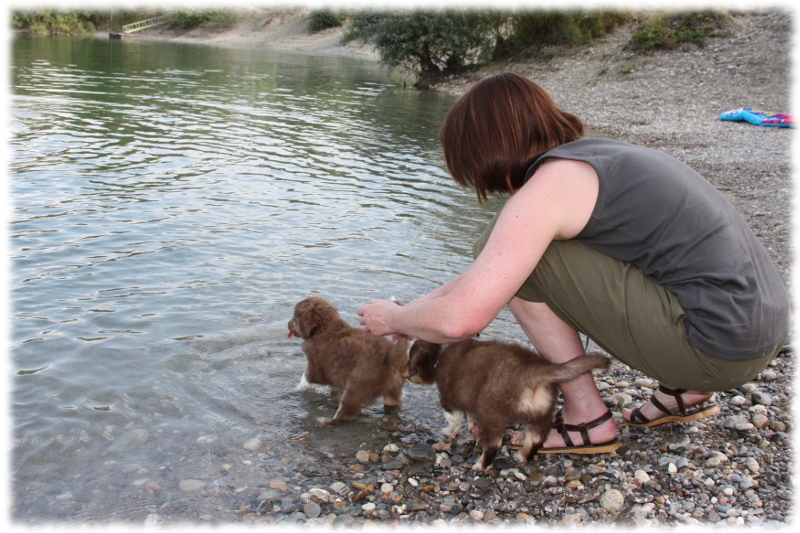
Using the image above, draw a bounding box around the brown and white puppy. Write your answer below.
[287,296,409,423]
[403,337,609,471]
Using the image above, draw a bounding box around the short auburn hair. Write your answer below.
[439,72,584,203]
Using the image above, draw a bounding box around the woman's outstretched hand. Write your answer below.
[356,299,399,337]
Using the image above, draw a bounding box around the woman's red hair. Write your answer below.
[439,72,584,202]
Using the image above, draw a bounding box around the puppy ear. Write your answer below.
[406,343,424,377]
[297,301,323,337]
[407,341,440,381]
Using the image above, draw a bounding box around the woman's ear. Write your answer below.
[505,173,517,194]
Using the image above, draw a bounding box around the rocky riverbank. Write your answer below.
[135,7,794,528]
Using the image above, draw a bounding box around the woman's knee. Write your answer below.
[509,298,586,362]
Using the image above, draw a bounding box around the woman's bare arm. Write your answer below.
[357,159,598,343]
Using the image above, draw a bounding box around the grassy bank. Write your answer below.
[12,7,732,89]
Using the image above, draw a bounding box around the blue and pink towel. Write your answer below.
[720,107,794,128]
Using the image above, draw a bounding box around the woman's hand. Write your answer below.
[357,299,400,336]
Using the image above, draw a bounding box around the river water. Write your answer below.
[9,34,521,525]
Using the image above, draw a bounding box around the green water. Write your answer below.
[10,34,515,525]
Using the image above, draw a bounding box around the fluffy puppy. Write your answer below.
[404,338,609,471]
[287,296,409,422]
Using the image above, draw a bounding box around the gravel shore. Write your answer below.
[142,8,795,527]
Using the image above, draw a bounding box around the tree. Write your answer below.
[348,10,503,87]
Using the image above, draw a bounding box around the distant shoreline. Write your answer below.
[117,7,380,61]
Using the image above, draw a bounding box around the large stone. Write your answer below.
[600,489,625,513]
[108,429,149,453]
[407,442,436,462]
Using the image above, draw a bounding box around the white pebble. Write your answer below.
[760,369,778,381]
[600,488,625,513]
[383,443,400,453]
[355,450,371,463]
[729,395,747,407]
[380,483,393,494]
[634,469,650,483]
[329,481,346,494]
[179,479,207,492]
[309,488,330,502]
[243,438,262,451]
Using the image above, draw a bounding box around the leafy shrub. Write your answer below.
[347,9,627,86]
[12,9,98,35]
[501,9,627,53]
[348,10,502,86]
[628,10,731,53]
[309,10,344,33]
[169,9,237,32]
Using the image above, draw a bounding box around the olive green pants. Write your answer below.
[474,216,779,391]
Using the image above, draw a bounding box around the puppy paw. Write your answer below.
[295,373,312,391]
[295,374,328,393]
[513,450,529,466]
[442,411,464,439]
[470,461,490,472]
[315,417,334,426]
[441,427,461,439]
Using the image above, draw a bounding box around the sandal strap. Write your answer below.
[629,407,649,424]
[630,385,690,424]
[553,409,613,448]
[657,385,688,415]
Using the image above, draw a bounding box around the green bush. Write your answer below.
[12,9,98,35]
[348,10,502,86]
[169,9,237,32]
[347,9,627,86]
[309,9,344,33]
[493,10,627,58]
[628,10,730,53]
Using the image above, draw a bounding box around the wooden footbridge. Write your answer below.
[109,14,170,39]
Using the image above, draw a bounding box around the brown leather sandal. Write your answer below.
[536,409,621,455]
[625,385,721,427]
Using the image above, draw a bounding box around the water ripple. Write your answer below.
[10,36,521,523]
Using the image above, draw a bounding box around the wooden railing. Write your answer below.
[121,15,170,34]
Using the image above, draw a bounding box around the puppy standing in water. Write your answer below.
[404,337,612,471]
[287,296,409,423]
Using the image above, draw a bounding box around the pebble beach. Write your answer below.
[134,7,794,528]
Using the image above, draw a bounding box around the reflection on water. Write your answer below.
[10,35,517,524]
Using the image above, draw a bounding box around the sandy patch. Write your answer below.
[134,7,379,60]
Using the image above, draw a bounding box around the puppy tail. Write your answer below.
[392,333,410,362]
[389,296,411,361]
[544,353,610,384]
